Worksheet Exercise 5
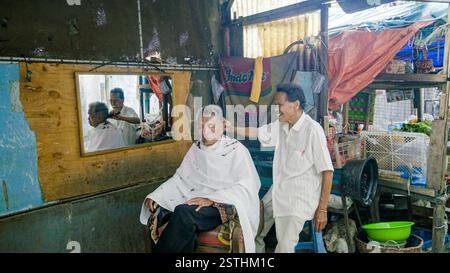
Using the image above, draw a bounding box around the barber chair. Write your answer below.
[195,147,271,252]
[143,201,264,253]
[143,147,269,253]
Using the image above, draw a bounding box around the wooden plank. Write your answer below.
[367,73,447,90]
[411,205,450,218]
[19,63,192,202]
[367,82,445,90]
[374,73,447,83]
[378,179,436,198]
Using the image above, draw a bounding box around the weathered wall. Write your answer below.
[0,182,160,253]
[0,0,220,245]
[0,0,221,65]
[19,63,192,202]
[141,0,221,65]
[0,64,44,217]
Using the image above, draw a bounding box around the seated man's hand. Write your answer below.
[151,122,164,136]
[186,197,214,212]
[145,198,158,213]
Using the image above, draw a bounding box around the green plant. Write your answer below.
[394,120,432,136]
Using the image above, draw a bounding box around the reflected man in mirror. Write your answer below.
[86,102,125,152]
[109,88,140,146]
[139,105,261,253]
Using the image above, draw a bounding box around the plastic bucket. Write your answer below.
[341,157,378,206]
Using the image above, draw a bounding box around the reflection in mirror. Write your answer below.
[77,73,174,155]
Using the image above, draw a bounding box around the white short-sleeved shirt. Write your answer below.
[110,105,139,146]
[258,113,334,219]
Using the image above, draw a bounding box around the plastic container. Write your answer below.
[341,157,379,206]
[411,228,450,250]
[361,221,415,243]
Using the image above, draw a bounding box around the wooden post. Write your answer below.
[432,200,448,253]
[427,4,450,195]
[413,88,422,121]
[318,3,329,126]
[343,101,349,134]
[430,4,450,253]
[221,1,233,58]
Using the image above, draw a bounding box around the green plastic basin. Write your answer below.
[361,221,415,243]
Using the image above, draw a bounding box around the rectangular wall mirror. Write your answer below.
[76,73,174,156]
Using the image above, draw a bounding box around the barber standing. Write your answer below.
[228,83,334,253]
[109,87,141,146]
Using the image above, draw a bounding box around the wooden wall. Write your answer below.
[19,63,192,202]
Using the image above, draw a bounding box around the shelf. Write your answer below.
[367,73,448,90]
[378,178,437,200]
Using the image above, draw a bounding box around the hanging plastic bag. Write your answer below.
[211,74,225,104]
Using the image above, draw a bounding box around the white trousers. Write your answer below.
[255,187,306,253]
[274,216,306,253]
[255,189,275,253]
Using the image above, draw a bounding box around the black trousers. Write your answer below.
[153,204,222,253]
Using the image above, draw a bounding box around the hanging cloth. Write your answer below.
[249,57,264,103]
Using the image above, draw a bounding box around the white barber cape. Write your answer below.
[140,136,261,253]
[86,122,125,152]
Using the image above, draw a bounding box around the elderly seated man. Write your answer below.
[86,101,125,152]
[139,105,260,253]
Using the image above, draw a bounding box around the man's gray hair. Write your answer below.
[89,101,109,120]
[196,104,224,122]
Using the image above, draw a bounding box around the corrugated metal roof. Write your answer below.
[230,0,309,19]
[242,11,320,58]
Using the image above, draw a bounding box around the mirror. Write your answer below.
[76,73,174,155]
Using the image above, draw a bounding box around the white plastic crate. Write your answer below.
[361,131,430,183]
[328,135,363,168]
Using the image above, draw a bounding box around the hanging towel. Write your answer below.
[249,56,264,103]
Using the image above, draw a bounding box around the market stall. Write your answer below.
[326,8,450,252]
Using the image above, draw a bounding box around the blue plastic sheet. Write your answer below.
[329,2,448,35]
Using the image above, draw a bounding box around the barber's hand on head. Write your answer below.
[109,110,121,119]
[109,114,123,121]
[145,198,158,213]
[314,208,328,232]
[186,197,214,212]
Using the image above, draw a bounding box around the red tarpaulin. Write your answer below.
[328,21,433,111]
[147,75,163,101]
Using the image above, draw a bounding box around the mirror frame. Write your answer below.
[75,71,177,157]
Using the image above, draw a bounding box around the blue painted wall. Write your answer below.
[0,63,44,216]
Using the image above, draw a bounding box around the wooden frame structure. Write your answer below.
[362,7,450,253]
[221,0,449,253]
